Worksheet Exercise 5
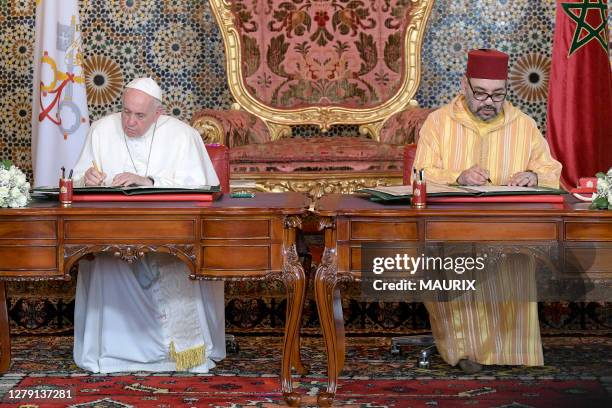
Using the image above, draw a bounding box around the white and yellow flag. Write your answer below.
[31,0,89,187]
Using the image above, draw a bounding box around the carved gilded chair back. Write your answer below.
[210,0,434,141]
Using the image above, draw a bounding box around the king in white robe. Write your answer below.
[71,113,226,373]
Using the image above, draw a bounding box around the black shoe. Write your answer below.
[458,359,482,374]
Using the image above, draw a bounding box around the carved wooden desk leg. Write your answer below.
[292,251,312,376]
[279,244,306,406]
[290,268,309,376]
[315,247,349,407]
[0,282,11,373]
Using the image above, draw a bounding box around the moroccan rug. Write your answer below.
[1,376,608,407]
[1,335,610,407]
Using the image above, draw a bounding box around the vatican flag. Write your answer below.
[31,0,89,187]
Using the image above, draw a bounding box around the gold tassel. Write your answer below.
[169,341,205,371]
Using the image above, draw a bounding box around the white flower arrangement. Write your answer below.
[591,167,612,210]
[0,160,30,208]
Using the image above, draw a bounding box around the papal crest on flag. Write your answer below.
[31,0,89,187]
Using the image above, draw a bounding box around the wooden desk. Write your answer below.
[0,192,309,406]
[314,194,612,406]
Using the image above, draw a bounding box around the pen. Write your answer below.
[230,192,255,198]
[92,160,101,173]
[68,169,73,179]
[61,166,65,179]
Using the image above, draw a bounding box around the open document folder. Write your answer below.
[357,182,566,203]
[32,185,221,202]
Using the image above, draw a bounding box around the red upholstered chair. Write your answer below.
[193,1,435,200]
[402,144,418,185]
[205,144,230,193]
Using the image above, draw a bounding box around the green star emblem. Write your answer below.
[561,0,609,57]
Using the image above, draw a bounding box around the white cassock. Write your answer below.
[71,113,226,373]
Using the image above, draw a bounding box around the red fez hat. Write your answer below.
[466,49,509,80]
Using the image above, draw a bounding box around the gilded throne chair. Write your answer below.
[193,0,435,200]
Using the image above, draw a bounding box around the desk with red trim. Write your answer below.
[313,194,612,406]
[0,193,309,406]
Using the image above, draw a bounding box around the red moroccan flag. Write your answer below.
[546,0,612,189]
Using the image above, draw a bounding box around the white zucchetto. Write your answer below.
[125,77,163,101]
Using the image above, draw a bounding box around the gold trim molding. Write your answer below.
[192,116,224,145]
[231,171,403,201]
[209,0,434,141]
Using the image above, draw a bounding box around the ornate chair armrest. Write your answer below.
[402,144,418,185]
[191,109,271,147]
[205,144,230,193]
[379,107,435,145]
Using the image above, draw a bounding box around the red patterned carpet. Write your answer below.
[1,376,608,407]
[0,335,611,407]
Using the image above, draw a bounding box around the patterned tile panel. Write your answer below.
[1,2,610,330]
[1,1,610,177]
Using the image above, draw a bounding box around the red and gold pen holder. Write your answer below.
[412,179,427,208]
[59,178,73,205]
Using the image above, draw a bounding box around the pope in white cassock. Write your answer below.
[71,77,226,372]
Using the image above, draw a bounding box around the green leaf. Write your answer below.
[267,35,290,78]
[384,32,401,73]
[356,32,377,75]
[590,195,609,210]
[1,159,12,170]
[242,35,261,77]
[273,10,287,21]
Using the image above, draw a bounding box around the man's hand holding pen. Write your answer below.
[110,173,154,187]
[83,161,154,187]
[84,160,107,186]
[457,165,491,186]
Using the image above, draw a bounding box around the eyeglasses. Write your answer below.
[467,79,507,102]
